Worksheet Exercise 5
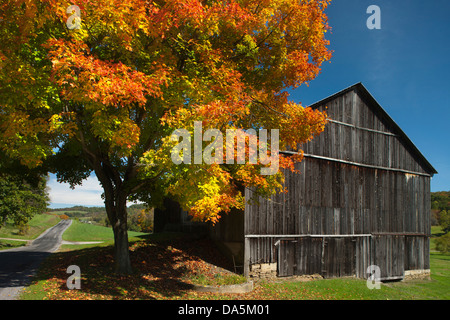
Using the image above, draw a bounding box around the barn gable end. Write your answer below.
[302,83,436,176]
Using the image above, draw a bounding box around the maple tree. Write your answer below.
[0,0,331,273]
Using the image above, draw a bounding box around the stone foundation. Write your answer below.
[404,269,431,280]
[248,264,432,281]
[248,263,277,278]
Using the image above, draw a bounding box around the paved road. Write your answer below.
[0,219,72,300]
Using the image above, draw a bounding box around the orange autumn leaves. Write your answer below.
[45,38,170,107]
[0,0,331,223]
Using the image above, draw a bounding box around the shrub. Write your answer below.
[16,221,30,235]
[438,210,450,233]
[435,233,450,254]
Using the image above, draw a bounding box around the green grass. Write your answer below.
[0,239,27,250]
[256,277,403,300]
[186,272,248,286]
[20,278,48,300]
[0,213,60,240]
[62,220,116,242]
[63,219,148,242]
[57,219,149,251]
[431,225,446,249]
[0,213,61,250]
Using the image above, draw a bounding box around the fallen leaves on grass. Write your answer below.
[28,234,346,300]
[29,235,255,300]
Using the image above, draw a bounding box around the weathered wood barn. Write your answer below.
[156,83,437,281]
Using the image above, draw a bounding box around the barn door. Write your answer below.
[373,235,405,280]
[277,239,297,277]
[322,237,356,278]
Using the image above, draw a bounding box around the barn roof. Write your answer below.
[307,82,437,176]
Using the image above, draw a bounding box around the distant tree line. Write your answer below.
[431,191,450,231]
[431,191,450,253]
[49,204,153,233]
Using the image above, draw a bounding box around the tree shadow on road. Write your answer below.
[0,250,50,290]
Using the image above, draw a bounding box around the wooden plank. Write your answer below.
[244,237,250,277]
[245,234,372,238]
[278,240,296,276]
[281,151,432,177]
[322,237,356,278]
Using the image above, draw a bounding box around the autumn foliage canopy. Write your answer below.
[0,0,331,272]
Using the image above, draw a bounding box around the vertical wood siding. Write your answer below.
[244,88,432,279]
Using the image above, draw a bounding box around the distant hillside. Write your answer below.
[431,191,450,226]
[48,204,152,232]
[431,191,450,211]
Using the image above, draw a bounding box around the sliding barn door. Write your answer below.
[322,238,356,278]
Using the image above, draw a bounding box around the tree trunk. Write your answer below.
[99,171,133,274]
[87,153,136,274]
[82,138,135,274]
[112,213,132,274]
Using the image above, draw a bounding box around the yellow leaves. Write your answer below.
[0,111,49,168]
[47,112,77,137]
[160,162,243,224]
[236,34,259,58]
[90,109,140,156]
[281,102,328,140]
[48,114,63,132]
[0,106,79,168]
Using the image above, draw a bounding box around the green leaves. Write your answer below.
[0,170,48,229]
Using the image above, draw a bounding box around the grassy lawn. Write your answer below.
[0,213,61,250]
[58,219,149,252]
[63,219,148,242]
[0,238,28,250]
[0,213,60,240]
[19,224,450,300]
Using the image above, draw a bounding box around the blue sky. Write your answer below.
[48,0,449,208]
[292,0,450,193]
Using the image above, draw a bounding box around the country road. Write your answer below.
[0,219,72,300]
